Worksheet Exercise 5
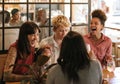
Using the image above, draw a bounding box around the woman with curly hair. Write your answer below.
[84,9,113,68]
[39,15,71,65]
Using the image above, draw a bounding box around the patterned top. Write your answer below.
[3,41,35,81]
[39,35,60,65]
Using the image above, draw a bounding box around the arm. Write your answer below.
[3,47,32,82]
[97,61,102,84]
[39,39,47,48]
[105,39,112,59]
[88,50,97,60]
[103,39,113,65]
[102,39,116,70]
[35,45,52,66]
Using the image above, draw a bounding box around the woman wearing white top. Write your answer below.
[39,15,71,65]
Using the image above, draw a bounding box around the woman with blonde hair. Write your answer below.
[39,15,71,65]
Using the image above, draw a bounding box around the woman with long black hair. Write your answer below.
[46,31,102,84]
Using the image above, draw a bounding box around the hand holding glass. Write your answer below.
[107,58,115,72]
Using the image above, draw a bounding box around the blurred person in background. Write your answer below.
[36,9,50,39]
[0,10,10,26]
[37,9,49,26]
[9,8,23,26]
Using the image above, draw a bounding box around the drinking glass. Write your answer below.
[107,60,115,72]
[86,44,91,53]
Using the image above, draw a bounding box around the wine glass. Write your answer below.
[103,74,109,84]
[86,44,91,53]
[107,60,115,72]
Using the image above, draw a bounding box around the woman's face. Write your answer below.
[38,10,46,20]
[12,12,20,20]
[27,29,40,47]
[90,17,103,35]
[54,26,70,40]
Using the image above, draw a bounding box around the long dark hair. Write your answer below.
[57,31,90,83]
[17,21,40,59]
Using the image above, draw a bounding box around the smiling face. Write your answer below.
[27,29,40,47]
[90,17,103,35]
[54,26,70,40]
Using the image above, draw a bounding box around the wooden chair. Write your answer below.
[0,54,7,80]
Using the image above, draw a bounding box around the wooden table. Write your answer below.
[103,67,120,84]
[6,82,20,84]
[6,81,30,84]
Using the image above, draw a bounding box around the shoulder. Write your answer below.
[83,33,91,40]
[9,41,17,50]
[41,36,53,41]
[102,34,112,44]
[49,64,60,72]
[103,35,111,41]
[90,60,100,65]
[47,64,61,76]
[90,60,102,70]
[84,34,89,38]
[40,36,53,45]
[10,42,17,47]
[83,34,91,43]
[46,64,62,84]
[8,46,17,53]
[8,45,17,58]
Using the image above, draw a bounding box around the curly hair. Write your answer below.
[52,15,71,30]
[92,9,107,26]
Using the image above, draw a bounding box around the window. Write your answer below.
[0,0,90,53]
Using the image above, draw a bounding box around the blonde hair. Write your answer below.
[52,15,71,30]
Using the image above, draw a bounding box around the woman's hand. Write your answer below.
[106,56,113,62]
[106,56,115,72]
[41,45,52,57]
[88,50,97,60]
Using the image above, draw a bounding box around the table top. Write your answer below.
[6,81,30,84]
[6,82,20,84]
[103,67,120,84]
